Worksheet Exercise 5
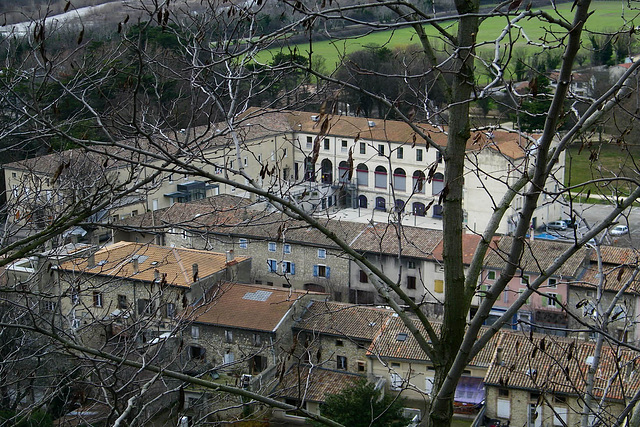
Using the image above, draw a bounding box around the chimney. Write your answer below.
[192,263,199,281]
[495,347,503,365]
[132,258,139,274]
[154,269,160,281]
[226,250,234,263]
[87,253,95,268]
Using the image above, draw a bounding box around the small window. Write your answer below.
[499,388,509,397]
[243,157,248,166]
[378,144,385,156]
[336,339,344,346]
[323,138,330,150]
[407,261,416,269]
[225,330,233,343]
[314,265,330,278]
[397,147,404,159]
[359,269,368,283]
[318,249,327,259]
[93,292,103,307]
[42,300,56,312]
[548,278,557,288]
[337,355,347,370]
[416,149,423,162]
[407,276,417,290]
[190,346,205,360]
[547,293,558,307]
[268,242,276,252]
[239,238,248,249]
[284,244,292,254]
[306,136,313,148]
[434,279,444,293]
[118,294,127,309]
[282,261,295,275]
[358,361,366,372]
[191,325,200,339]
[488,271,496,280]
[521,275,530,285]
[267,259,277,273]
[253,333,262,347]
[360,142,366,154]
[166,303,176,318]
[436,151,443,163]
[341,140,348,151]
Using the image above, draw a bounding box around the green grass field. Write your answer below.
[256,1,640,71]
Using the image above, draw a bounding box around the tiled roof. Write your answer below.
[186,282,320,332]
[431,233,482,264]
[367,316,498,368]
[57,242,244,288]
[484,331,640,401]
[350,223,443,259]
[484,236,589,278]
[575,265,640,293]
[275,365,362,403]
[285,110,530,159]
[591,245,640,265]
[294,301,394,341]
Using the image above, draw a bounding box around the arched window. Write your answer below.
[338,161,349,183]
[432,172,444,195]
[359,195,368,208]
[394,199,405,212]
[413,170,426,194]
[375,166,387,189]
[375,197,386,211]
[413,202,426,216]
[356,164,368,186]
[433,204,443,218]
[321,159,333,184]
[393,168,406,192]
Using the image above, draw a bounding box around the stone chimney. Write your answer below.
[495,347,503,365]
[132,258,139,274]
[192,263,199,282]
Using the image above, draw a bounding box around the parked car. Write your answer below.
[547,221,568,231]
[610,225,629,236]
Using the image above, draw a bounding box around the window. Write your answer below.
[407,276,417,290]
[314,265,330,278]
[359,269,368,283]
[223,351,235,364]
[190,346,206,360]
[488,271,496,280]
[341,140,348,152]
[239,238,248,249]
[42,300,56,312]
[318,248,326,259]
[253,333,262,347]
[191,325,200,339]
[225,330,233,343]
[377,144,385,156]
[323,138,330,150]
[306,136,313,148]
[336,339,344,346]
[282,261,295,275]
[358,361,366,372]
[166,303,176,318]
[283,244,291,254]
[397,147,403,159]
[118,294,127,309]
[93,292,103,307]
[407,261,416,269]
[243,157,248,166]
[337,355,347,370]
[416,149,423,162]
[503,287,509,303]
[521,275,530,285]
[268,242,276,252]
[267,259,277,273]
[497,398,511,419]
[434,279,444,293]
[437,151,443,163]
[546,293,558,307]
[554,406,568,426]
[390,372,403,390]
[374,166,387,188]
[138,299,154,315]
[548,278,557,288]
[360,142,366,154]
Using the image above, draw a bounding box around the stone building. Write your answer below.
[567,245,640,343]
[483,331,640,426]
[53,241,250,344]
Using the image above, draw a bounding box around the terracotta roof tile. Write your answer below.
[591,246,640,265]
[57,242,245,288]
[186,282,320,332]
[275,365,363,403]
[484,331,640,401]
[484,236,589,278]
[294,301,394,341]
[350,223,443,259]
[431,233,482,264]
[575,265,640,293]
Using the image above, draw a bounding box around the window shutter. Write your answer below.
[434,280,444,293]
[291,263,295,275]
[557,294,563,303]
[313,265,318,276]
[326,267,331,278]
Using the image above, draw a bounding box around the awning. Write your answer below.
[454,376,484,404]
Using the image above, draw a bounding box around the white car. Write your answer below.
[610,225,629,236]
[547,221,568,231]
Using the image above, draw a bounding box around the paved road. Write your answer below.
[557,203,640,248]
